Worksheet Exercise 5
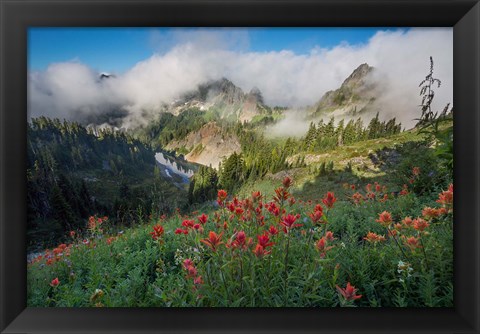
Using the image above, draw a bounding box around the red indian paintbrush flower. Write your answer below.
[352,192,364,205]
[322,192,337,209]
[282,176,292,188]
[236,231,246,245]
[403,236,422,250]
[376,211,393,227]
[182,259,203,290]
[422,207,440,220]
[437,184,453,209]
[316,237,334,257]
[412,166,421,176]
[50,277,60,287]
[217,189,228,202]
[379,194,389,203]
[183,259,194,269]
[309,204,324,224]
[175,228,185,234]
[364,232,386,244]
[438,207,448,215]
[227,203,236,212]
[325,231,335,242]
[402,216,413,227]
[281,214,302,232]
[150,224,164,240]
[393,223,403,231]
[201,231,224,251]
[228,231,252,251]
[234,207,244,216]
[336,282,362,301]
[268,225,279,235]
[399,184,409,196]
[309,210,323,224]
[87,216,96,230]
[186,265,198,278]
[182,220,195,228]
[253,243,271,258]
[413,218,429,232]
[274,187,290,202]
[193,276,204,285]
[198,213,208,225]
[252,191,262,203]
[243,198,254,211]
[257,233,274,248]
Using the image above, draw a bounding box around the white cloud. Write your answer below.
[28,28,452,129]
[265,109,311,138]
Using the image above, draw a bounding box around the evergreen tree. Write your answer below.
[368,113,381,139]
[343,119,357,145]
[219,152,244,192]
[336,119,345,146]
[304,122,317,151]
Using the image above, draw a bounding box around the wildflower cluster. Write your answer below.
[27,176,453,308]
[29,243,74,266]
[87,215,108,235]
[183,259,203,289]
[166,178,347,304]
[364,184,454,270]
[175,214,209,235]
[344,181,396,206]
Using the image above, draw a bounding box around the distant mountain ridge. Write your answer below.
[90,65,384,129]
[169,77,267,122]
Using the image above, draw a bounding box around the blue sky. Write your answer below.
[29,27,400,73]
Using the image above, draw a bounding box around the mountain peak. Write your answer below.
[247,86,264,105]
[99,73,115,80]
[341,63,374,89]
[312,63,378,118]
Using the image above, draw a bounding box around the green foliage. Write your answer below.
[188,166,219,204]
[27,117,187,250]
[219,152,245,192]
[386,141,451,195]
[135,108,209,149]
[27,175,453,307]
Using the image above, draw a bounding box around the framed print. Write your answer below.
[1,0,479,333]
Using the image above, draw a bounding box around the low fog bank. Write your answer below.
[265,109,311,138]
[29,28,452,130]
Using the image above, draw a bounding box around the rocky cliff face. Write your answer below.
[165,121,241,169]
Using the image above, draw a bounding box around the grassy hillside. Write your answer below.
[237,127,428,200]
[27,122,453,306]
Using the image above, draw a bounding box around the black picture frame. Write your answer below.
[1,0,479,333]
